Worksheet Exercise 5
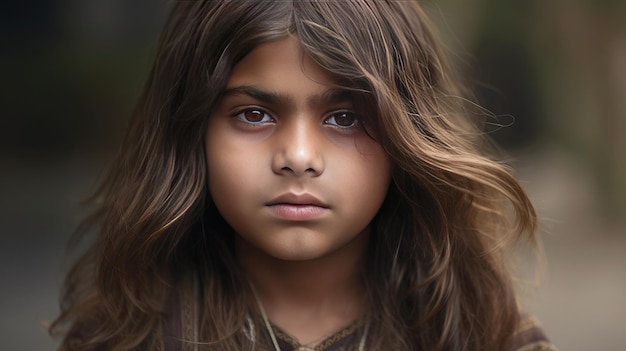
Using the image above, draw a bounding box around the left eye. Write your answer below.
[325,111,358,128]
[235,108,273,124]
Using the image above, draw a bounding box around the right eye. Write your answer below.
[234,108,273,124]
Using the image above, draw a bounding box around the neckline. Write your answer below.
[270,317,366,351]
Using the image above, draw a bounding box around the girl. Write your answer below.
[51,1,557,351]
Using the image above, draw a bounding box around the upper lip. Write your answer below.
[266,193,329,208]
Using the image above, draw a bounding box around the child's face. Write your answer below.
[205,37,391,262]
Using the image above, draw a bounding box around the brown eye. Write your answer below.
[325,111,358,128]
[235,108,273,124]
[244,109,265,122]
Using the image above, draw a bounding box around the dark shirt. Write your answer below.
[161,280,558,351]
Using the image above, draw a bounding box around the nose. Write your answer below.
[271,119,325,177]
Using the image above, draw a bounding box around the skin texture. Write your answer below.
[206,37,391,263]
[205,36,391,344]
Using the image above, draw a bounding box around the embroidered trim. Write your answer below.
[515,341,560,351]
[181,273,199,351]
[272,318,364,351]
[515,315,542,335]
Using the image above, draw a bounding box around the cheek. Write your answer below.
[338,143,391,217]
[205,128,251,214]
[205,147,253,236]
[205,120,262,185]
[353,139,391,190]
[206,139,260,190]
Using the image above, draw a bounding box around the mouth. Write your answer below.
[265,193,330,208]
[265,193,330,220]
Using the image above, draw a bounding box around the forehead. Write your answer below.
[225,36,337,94]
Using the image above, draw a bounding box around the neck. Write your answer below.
[237,230,370,345]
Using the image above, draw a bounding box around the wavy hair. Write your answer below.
[51,1,537,351]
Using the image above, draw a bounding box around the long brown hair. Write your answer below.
[51,1,537,350]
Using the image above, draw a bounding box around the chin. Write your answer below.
[265,244,333,262]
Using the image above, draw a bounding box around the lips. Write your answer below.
[266,193,330,208]
[265,193,330,220]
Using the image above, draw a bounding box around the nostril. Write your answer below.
[271,141,325,177]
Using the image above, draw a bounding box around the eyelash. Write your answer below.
[233,108,274,125]
[324,110,359,129]
[232,108,360,129]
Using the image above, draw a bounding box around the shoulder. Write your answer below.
[510,314,559,351]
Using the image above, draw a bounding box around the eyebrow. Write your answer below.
[221,85,353,108]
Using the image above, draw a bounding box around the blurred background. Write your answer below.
[1,1,624,350]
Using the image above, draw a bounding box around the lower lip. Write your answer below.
[266,204,329,220]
